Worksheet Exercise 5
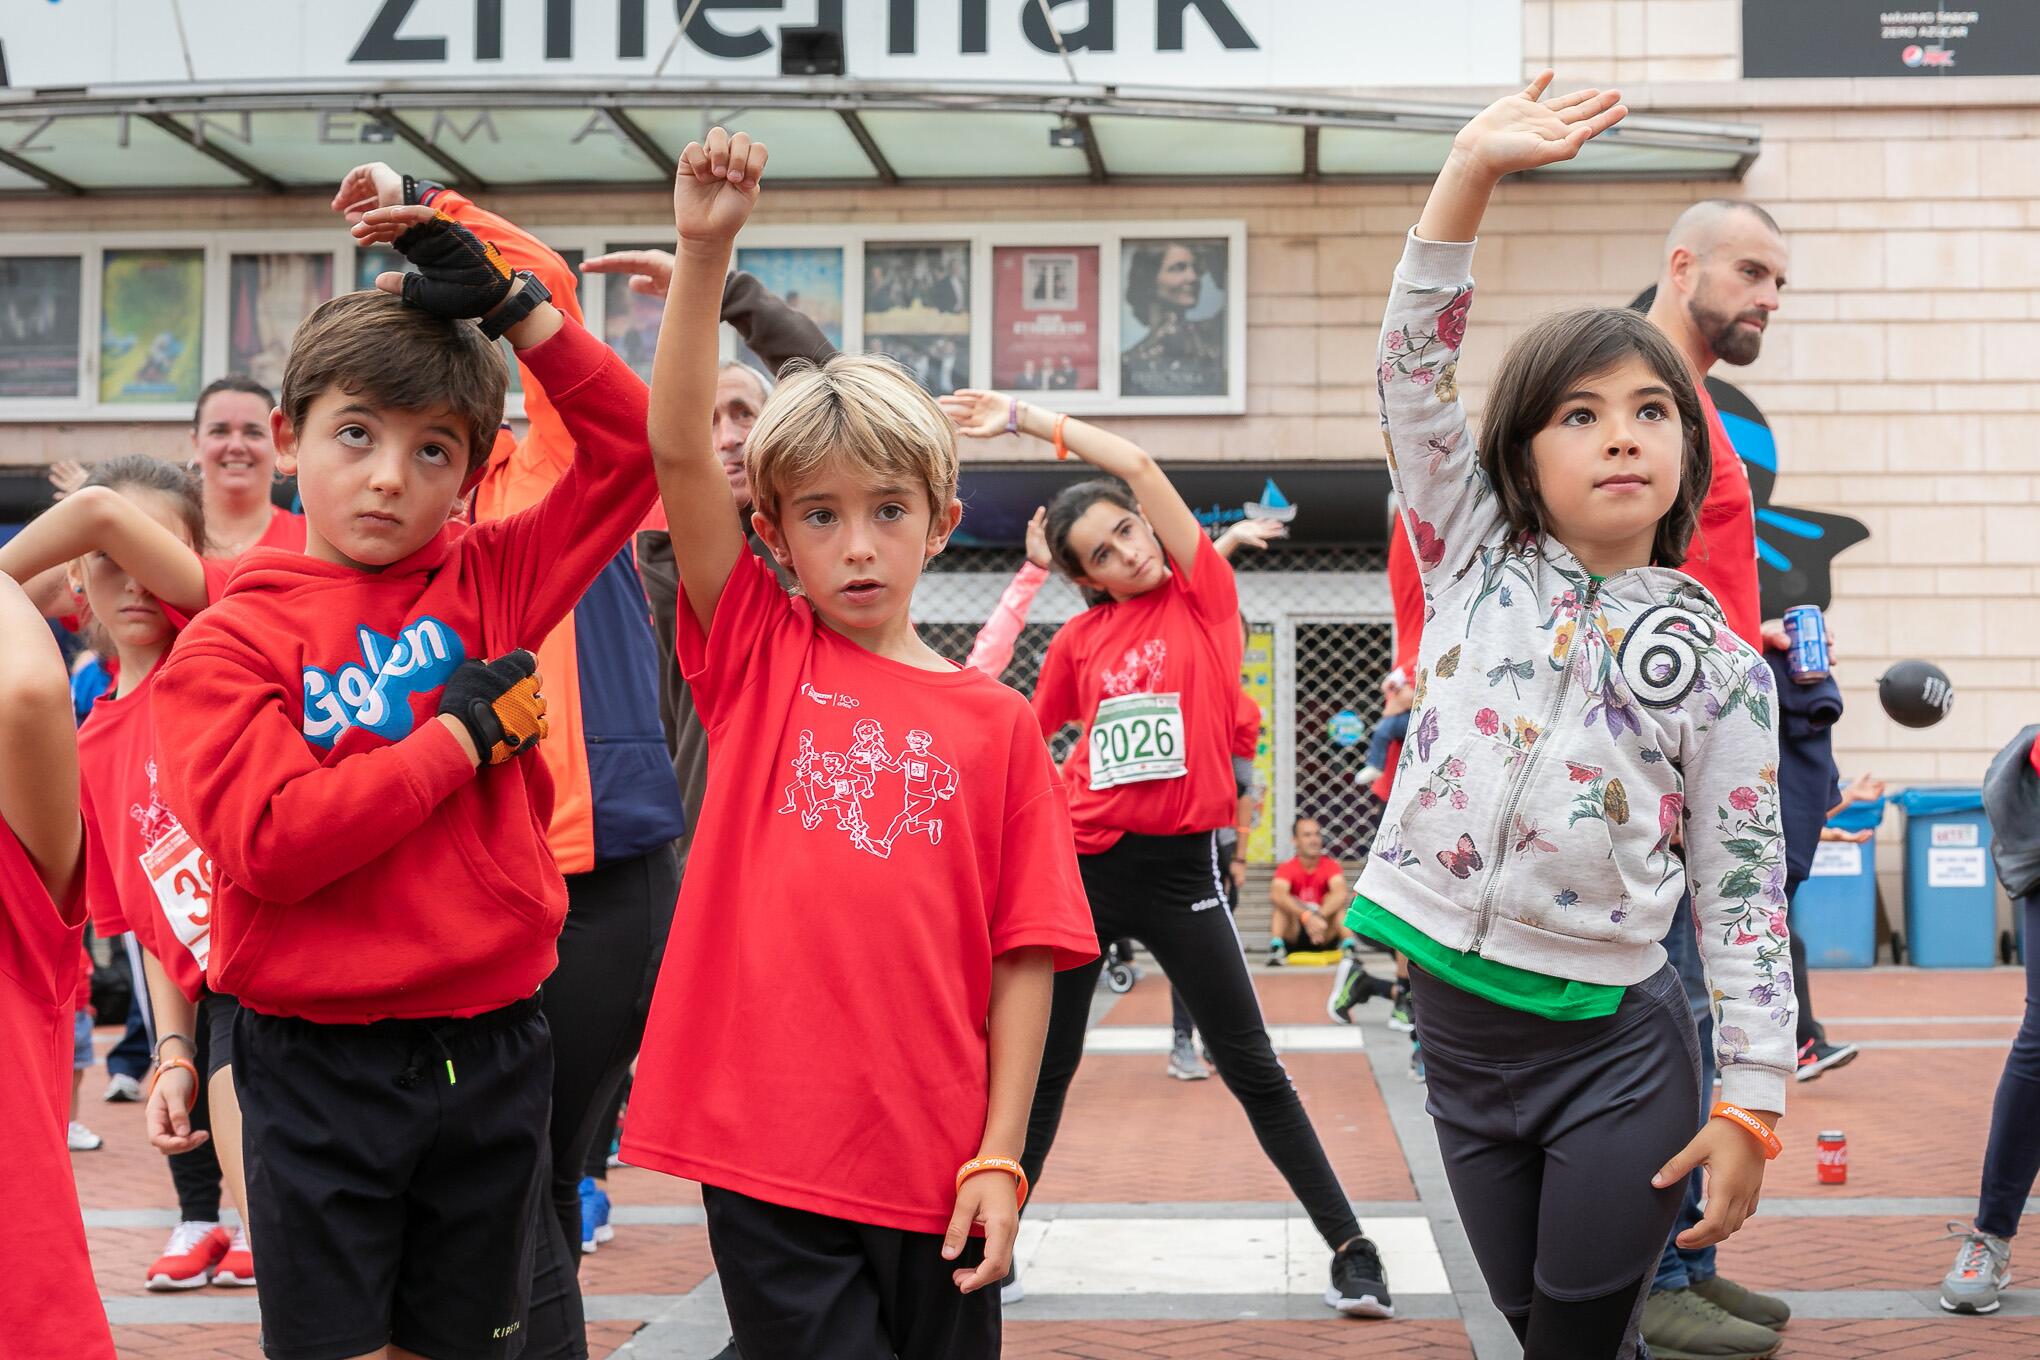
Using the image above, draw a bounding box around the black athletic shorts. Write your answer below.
[703,1184,999,1360]
[199,988,239,1082]
[234,994,552,1360]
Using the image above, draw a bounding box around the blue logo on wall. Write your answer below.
[1193,478,1301,530]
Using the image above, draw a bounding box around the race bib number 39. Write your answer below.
[139,826,213,970]
[1089,692,1188,791]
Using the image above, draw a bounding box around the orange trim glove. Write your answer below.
[439,649,549,765]
[390,210,518,322]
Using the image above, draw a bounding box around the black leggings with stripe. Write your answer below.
[1020,830,1362,1250]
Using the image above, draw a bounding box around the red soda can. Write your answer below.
[1817,1130,1848,1184]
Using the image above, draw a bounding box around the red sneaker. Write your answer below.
[214,1225,257,1287]
[146,1222,229,1291]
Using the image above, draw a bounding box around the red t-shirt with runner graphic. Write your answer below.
[1033,533,1244,855]
[80,666,213,1003]
[622,550,1097,1236]
[0,820,117,1357]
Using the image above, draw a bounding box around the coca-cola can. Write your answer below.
[1817,1129,1848,1184]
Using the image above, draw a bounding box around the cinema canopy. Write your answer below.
[0,2,1757,194]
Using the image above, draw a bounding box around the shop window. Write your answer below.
[99,248,205,406]
[228,252,334,392]
[864,240,971,397]
[0,256,83,399]
[992,245,1099,395]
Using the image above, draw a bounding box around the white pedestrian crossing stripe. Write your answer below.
[1010,1216,1448,1295]
[1082,1024,1365,1053]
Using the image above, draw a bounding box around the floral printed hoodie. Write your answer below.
[1363,232,1795,1114]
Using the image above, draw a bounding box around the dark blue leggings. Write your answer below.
[1976,895,2040,1240]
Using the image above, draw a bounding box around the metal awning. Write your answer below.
[0,82,1762,196]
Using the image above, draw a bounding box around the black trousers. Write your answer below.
[524,844,681,1359]
[1023,830,1363,1251]
[704,1185,998,1360]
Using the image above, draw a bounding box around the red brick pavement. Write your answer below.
[1729,1216,1977,1292]
[578,1223,716,1296]
[1777,1047,2004,1198]
[1003,1319,1475,1357]
[1026,1053,1414,1203]
[107,1322,643,1358]
[1803,968,2025,1017]
[1771,1319,2040,1357]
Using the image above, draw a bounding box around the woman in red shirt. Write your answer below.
[942,389,1394,1320]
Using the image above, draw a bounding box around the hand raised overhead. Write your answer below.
[1449,70,1627,181]
[674,127,769,247]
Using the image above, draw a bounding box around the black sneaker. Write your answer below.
[1794,1037,1859,1082]
[1325,1235,1394,1318]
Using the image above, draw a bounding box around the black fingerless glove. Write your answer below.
[438,650,549,765]
[390,210,518,323]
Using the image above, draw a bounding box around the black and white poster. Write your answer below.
[1743,4,2040,78]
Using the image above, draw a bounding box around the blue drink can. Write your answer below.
[1782,604,1831,682]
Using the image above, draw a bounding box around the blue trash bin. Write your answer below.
[1791,798,1884,969]
[1897,786,1998,968]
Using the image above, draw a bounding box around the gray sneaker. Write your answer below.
[1940,1224,2011,1314]
[1167,1031,1208,1081]
[1639,1285,1780,1359]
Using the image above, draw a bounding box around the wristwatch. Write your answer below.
[480,270,552,342]
[402,173,446,208]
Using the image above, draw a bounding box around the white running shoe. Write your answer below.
[102,1072,143,1103]
[67,1120,103,1151]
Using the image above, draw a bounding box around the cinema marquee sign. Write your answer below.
[0,1,1520,92]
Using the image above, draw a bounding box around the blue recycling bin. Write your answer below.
[1790,798,1883,969]
[1898,787,1998,968]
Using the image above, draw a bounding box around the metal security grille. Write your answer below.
[1287,621,1397,865]
[913,544,1398,864]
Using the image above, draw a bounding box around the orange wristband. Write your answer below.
[1052,412,1070,461]
[956,1156,1029,1208]
[1710,1101,1781,1160]
[149,1056,199,1101]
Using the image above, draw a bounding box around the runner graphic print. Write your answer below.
[777,704,961,860]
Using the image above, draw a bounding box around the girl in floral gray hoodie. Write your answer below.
[1355,75,1795,1358]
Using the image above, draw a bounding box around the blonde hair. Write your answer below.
[745,354,959,524]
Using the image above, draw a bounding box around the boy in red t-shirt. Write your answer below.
[150,197,658,1356]
[0,575,116,1359]
[1269,816,1351,958]
[620,129,1096,1359]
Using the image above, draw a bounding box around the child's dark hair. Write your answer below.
[281,291,507,476]
[1477,307,1710,568]
[193,374,276,428]
[1045,478,1141,605]
[81,455,205,549]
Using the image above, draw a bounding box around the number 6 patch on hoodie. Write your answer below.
[1618,605,1718,709]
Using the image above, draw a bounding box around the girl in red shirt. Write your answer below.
[0,573,116,1357]
[941,389,1394,1320]
[0,457,256,1289]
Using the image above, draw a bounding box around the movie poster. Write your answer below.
[229,253,334,393]
[736,246,844,378]
[597,241,665,384]
[864,241,970,396]
[992,246,1098,392]
[0,256,82,399]
[1118,236,1229,400]
[99,249,204,405]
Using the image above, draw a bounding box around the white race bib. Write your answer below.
[1088,692,1189,791]
[139,825,213,970]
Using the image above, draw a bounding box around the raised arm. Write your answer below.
[967,507,1051,679]
[1385,74,1628,587]
[0,575,81,900]
[647,128,769,634]
[940,390,1204,576]
[0,486,208,614]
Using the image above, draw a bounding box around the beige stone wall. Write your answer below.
[5,0,2039,794]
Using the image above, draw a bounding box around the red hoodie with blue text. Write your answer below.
[151,317,656,1023]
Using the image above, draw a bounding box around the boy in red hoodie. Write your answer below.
[152,202,664,1359]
